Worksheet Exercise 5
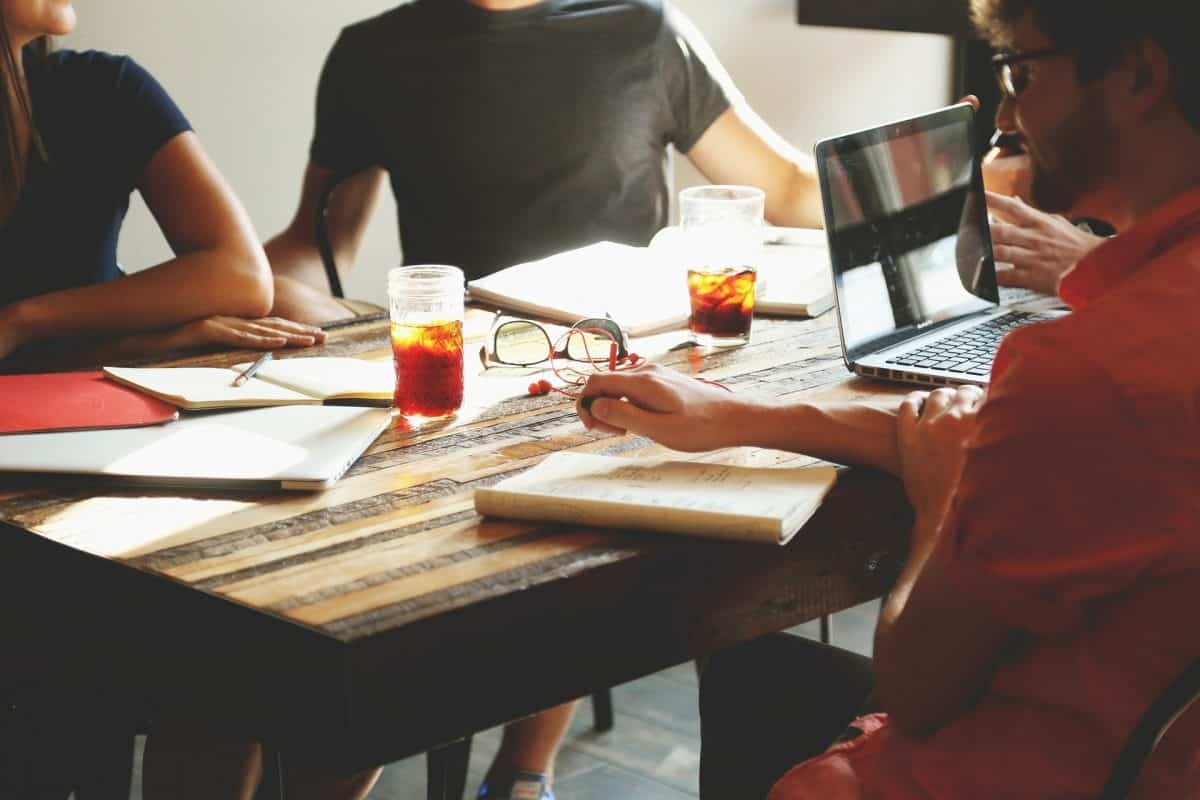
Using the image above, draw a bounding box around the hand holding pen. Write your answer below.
[575,363,741,453]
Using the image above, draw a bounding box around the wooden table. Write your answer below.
[0,311,913,776]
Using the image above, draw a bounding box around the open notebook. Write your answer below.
[104,357,394,410]
[475,452,838,545]
[0,405,392,490]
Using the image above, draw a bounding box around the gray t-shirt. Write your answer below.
[311,0,730,280]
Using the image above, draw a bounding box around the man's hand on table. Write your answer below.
[896,386,984,552]
[987,191,1107,295]
[576,363,750,452]
[271,274,360,325]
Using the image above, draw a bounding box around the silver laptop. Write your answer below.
[0,405,391,491]
[814,103,1064,387]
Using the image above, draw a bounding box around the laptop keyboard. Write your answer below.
[884,311,1053,377]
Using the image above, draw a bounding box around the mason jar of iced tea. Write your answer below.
[387,265,465,418]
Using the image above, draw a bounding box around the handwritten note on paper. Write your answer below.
[475,452,838,545]
[537,461,784,516]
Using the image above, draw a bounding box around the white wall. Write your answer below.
[65,0,952,307]
[64,1,400,303]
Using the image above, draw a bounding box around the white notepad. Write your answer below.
[756,230,835,318]
[475,452,838,545]
[0,405,392,490]
[104,357,395,410]
[467,242,691,337]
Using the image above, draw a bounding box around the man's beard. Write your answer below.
[1026,93,1113,215]
[1028,157,1077,213]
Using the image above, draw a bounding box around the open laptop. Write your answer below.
[0,405,391,491]
[814,103,1064,386]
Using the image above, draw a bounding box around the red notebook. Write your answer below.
[0,371,179,435]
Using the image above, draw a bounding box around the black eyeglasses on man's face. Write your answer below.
[991,47,1071,99]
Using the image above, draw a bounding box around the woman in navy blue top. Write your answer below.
[0,0,324,364]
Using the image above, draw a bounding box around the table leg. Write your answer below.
[255,745,285,800]
[427,736,473,800]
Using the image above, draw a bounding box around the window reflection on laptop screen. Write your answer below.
[818,105,999,358]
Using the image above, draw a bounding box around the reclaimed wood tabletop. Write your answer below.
[0,309,913,774]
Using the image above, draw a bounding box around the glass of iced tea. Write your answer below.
[680,185,764,347]
[387,265,465,418]
[687,267,757,346]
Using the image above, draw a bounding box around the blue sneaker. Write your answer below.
[477,770,555,800]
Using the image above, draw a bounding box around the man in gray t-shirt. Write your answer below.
[311,0,728,280]
[268,0,824,322]
[263,1,823,796]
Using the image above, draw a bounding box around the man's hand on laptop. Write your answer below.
[987,191,1107,296]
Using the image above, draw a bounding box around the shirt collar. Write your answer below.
[1060,184,1200,309]
[435,0,561,31]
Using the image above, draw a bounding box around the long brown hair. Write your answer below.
[0,10,48,221]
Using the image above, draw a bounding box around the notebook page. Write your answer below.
[477,452,838,544]
[104,366,315,408]
[231,357,395,401]
[467,242,690,336]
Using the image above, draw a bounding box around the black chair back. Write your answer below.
[1100,655,1200,799]
[315,174,347,299]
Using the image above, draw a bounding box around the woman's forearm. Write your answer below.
[8,245,272,347]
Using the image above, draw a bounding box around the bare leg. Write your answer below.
[145,725,381,800]
[487,700,580,786]
[143,725,261,800]
[286,765,382,800]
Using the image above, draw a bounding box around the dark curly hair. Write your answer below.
[971,0,1199,130]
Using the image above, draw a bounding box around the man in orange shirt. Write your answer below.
[574,0,1200,797]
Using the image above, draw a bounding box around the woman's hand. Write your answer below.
[145,315,328,355]
[95,316,327,361]
[1,313,325,368]
[896,386,984,543]
[987,191,1107,295]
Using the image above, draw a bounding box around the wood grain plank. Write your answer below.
[162,493,478,583]
[214,515,540,605]
[285,530,617,626]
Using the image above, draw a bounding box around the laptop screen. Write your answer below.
[816,104,999,361]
